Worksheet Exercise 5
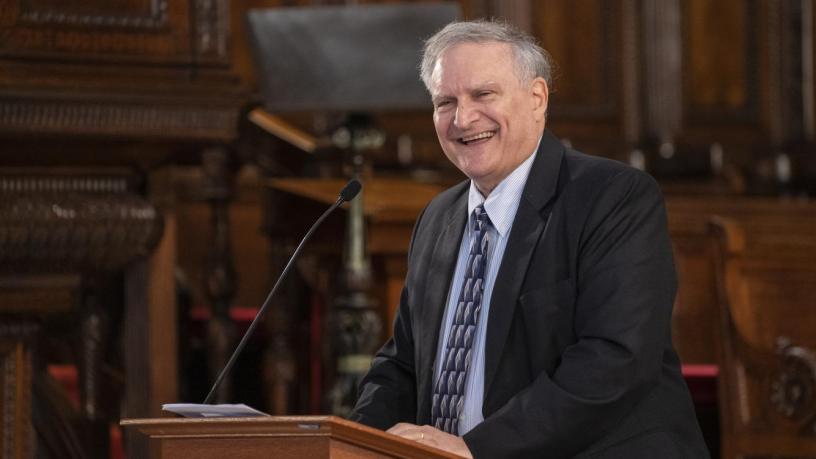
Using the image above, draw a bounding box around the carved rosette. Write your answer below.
[0,175,163,274]
[769,337,816,433]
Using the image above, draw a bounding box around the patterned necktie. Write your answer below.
[431,204,491,435]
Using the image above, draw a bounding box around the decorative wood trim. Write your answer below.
[19,0,169,28]
[803,0,815,141]
[533,1,620,121]
[193,0,230,64]
[643,0,682,143]
[682,0,760,124]
[0,176,164,273]
[620,0,641,147]
[0,99,239,141]
[0,0,191,63]
[770,337,816,426]
[766,0,785,144]
[1,321,36,459]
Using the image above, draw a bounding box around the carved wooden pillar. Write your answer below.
[0,173,163,458]
[262,235,299,415]
[77,276,120,456]
[641,0,682,156]
[201,147,238,404]
[327,125,382,416]
[261,188,296,415]
[0,321,36,459]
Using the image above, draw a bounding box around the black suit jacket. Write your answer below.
[350,131,709,458]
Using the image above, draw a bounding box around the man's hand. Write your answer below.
[387,423,473,458]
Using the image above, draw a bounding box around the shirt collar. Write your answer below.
[467,137,541,237]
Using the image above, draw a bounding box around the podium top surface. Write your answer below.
[122,415,461,458]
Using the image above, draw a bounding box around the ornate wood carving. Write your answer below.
[0,174,163,274]
[642,0,682,147]
[2,0,231,68]
[262,235,299,415]
[770,337,816,430]
[17,0,170,28]
[528,0,628,159]
[533,0,619,120]
[0,99,239,141]
[712,216,816,458]
[201,147,237,404]
[0,321,37,459]
[0,0,189,62]
[328,140,381,416]
[684,0,759,121]
[192,0,229,63]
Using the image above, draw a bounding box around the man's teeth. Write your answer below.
[461,131,495,143]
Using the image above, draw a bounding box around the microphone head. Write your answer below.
[339,179,362,202]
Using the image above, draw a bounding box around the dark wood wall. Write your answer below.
[1,1,814,457]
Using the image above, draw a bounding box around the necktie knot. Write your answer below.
[473,204,490,230]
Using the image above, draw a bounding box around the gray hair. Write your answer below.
[420,20,554,92]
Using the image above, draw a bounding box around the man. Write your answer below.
[349,20,708,458]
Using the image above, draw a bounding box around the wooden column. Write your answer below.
[0,321,36,459]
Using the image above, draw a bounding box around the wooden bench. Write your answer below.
[666,197,816,366]
[709,216,816,459]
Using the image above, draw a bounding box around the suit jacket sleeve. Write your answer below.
[464,169,678,458]
[347,207,426,430]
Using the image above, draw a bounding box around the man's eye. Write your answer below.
[435,101,452,109]
[477,91,492,98]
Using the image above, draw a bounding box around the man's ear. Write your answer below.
[531,77,549,123]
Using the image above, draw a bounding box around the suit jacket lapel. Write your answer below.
[483,130,565,400]
[416,189,468,423]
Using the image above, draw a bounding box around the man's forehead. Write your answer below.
[430,41,515,90]
[438,40,512,62]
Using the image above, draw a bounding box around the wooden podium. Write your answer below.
[122,416,461,458]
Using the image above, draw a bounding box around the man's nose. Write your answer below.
[453,101,479,129]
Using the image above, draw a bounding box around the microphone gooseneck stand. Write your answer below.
[203,179,362,405]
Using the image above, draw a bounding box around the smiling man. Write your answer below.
[349,20,708,458]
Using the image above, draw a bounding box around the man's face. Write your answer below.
[429,41,548,195]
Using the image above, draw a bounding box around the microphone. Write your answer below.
[203,178,362,405]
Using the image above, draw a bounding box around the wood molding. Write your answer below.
[0,321,37,459]
[0,173,164,274]
[192,0,230,64]
[17,0,169,28]
[0,98,240,140]
[0,0,230,66]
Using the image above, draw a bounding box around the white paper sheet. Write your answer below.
[162,403,270,418]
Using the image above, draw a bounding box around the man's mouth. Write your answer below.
[458,130,496,145]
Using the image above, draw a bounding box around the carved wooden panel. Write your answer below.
[534,0,615,116]
[667,197,816,366]
[0,0,229,65]
[809,0,816,142]
[530,0,631,159]
[0,322,36,459]
[0,172,164,274]
[0,99,240,140]
[684,0,759,123]
[678,0,809,155]
[713,218,816,457]
[727,265,816,435]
